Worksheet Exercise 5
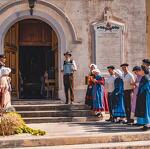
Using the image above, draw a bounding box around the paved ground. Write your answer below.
[7,141,150,149]
[0,120,149,140]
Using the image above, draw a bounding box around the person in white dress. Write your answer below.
[0,67,12,112]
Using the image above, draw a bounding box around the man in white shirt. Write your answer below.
[121,63,135,124]
[61,51,77,104]
[105,66,116,121]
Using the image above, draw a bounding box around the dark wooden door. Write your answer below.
[4,19,58,99]
[4,23,19,97]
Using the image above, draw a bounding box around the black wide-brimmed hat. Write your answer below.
[142,59,150,65]
[141,65,149,74]
[107,65,115,70]
[0,54,6,58]
[64,51,72,56]
[120,63,129,67]
[132,66,141,71]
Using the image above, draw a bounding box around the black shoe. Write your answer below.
[111,118,117,123]
[115,120,124,124]
[105,118,112,122]
[65,102,69,104]
[126,119,134,125]
[70,101,75,105]
[123,120,131,125]
[96,113,103,118]
[141,126,150,131]
[132,123,143,127]
[123,121,128,124]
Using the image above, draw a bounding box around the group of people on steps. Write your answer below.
[85,59,150,131]
[61,51,150,131]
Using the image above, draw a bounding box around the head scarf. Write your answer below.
[114,69,123,77]
[90,64,97,69]
[1,67,11,76]
[92,68,101,75]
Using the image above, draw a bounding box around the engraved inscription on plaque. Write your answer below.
[94,22,124,73]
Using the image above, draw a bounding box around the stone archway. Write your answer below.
[0,1,81,100]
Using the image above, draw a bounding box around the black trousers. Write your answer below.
[108,92,112,117]
[63,74,74,103]
[124,89,133,121]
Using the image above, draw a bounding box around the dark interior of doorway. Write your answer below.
[19,46,55,99]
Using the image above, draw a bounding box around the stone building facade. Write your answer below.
[0,0,148,102]
[147,0,150,58]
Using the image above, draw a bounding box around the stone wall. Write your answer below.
[146,0,150,58]
[0,0,147,102]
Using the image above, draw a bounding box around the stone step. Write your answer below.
[12,99,61,105]
[23,116,102,123]
[18,110,92,117]
[12,103,97,123]
[1,131,150,148]
[13,104,90,111]
[7,141,150,149]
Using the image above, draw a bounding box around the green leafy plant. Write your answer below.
[0,112,46,136]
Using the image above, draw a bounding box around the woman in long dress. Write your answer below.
[0,67,11,112]
[131,66,142,120]
[135,65,150,131]
[85,64,97,108]
[111,69,126,123]
[91,69,107,117]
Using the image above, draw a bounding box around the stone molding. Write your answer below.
[90,7,126,69]
[0,0,82,44]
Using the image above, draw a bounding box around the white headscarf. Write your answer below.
[114,69,123,77]
[92,68,101,75]
[1,67,11,76]
[90,64,97,69]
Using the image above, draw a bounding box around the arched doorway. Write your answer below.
[4,19,58,99]
[0,1,79,101]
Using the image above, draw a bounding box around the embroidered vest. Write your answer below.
[63,60,74,74]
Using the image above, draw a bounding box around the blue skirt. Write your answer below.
[92,85,104,111]
[112,94,126,117]
[137,94,150,125]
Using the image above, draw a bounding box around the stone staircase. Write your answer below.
[12,100,97,123]
[5,100,149,149]
[1,124,150,149]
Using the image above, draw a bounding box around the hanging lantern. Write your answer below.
[28,0,37,15]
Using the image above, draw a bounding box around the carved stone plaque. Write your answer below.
[94,22,124,73]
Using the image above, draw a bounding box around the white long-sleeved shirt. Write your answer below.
[105,75,116,93]
[122,71,135,90]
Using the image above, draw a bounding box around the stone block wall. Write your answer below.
[146,0,150,58]
[0,0,147,102]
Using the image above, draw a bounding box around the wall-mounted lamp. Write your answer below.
[28,0,37,15]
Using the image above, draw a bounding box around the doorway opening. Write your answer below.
[19,46,55,99]
[4,19,58,99]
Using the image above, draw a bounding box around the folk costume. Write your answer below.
[105,66,116,120]
[0,67,11,111]
[85,64,97,108]
[135,66,150,130]
[121,63,135,123]
[131,66,142,117]
[111,69,126,118]
[92,69,108,116]
[0,54,6,110]
[62,52,77,104]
